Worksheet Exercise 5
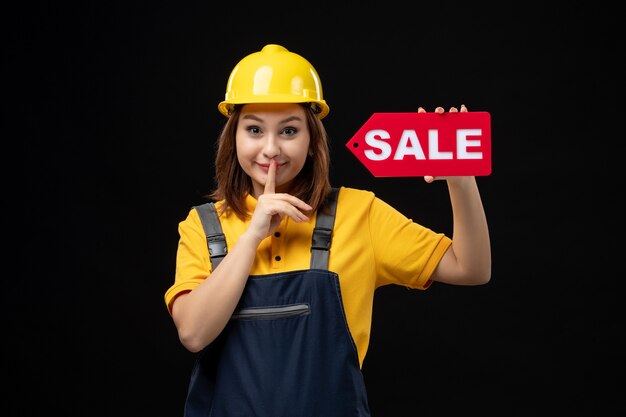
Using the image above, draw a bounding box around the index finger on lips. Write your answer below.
[264,160,276,194]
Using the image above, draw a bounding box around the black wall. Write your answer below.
[6,2,622,416]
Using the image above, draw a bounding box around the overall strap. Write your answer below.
[194,202,227,269]
[310,187,339,270]
[194,189,339,271]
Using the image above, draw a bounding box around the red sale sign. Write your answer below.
[345,112,492,177]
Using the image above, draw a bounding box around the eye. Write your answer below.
[245,126,262,136]
[282,127,298,136]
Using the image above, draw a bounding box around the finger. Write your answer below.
[262,198,311,222]
[424,175,449,183]
[417,107,426,113]
[435,107,445,114]
[449,107,459,113]
[460,104,468,112]
[264,193,313,212]
[284,205,310,223]
[264,159,276,194]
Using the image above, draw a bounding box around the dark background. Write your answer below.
[6,1,623,416]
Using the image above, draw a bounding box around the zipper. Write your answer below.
[231,303,310,320]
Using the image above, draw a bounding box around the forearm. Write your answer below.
[439,176,491,284]
[172,232,261,352]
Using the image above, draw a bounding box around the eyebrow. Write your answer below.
[241,114,303,124]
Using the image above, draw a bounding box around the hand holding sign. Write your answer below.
[346,105,491,177]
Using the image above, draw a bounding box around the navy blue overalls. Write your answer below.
[184,188,371,417]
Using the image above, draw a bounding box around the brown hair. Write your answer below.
[209,104,332,220]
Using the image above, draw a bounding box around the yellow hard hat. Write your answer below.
[218,44,330,119]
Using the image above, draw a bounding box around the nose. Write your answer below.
[262,135,280,158]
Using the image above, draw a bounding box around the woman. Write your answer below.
[164,44,491,417]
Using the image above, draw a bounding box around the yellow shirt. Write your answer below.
[164,186,452,367]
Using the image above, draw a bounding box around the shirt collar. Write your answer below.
[244,193,258,212]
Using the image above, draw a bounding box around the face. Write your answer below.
[236,103,311,198]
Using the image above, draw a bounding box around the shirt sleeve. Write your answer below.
[368,195,452,289]
[163,208,212,315]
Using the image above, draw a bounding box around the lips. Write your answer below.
[257,161,286,172]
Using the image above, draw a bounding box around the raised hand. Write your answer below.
[417,104,469,183]
[246,160,312,243]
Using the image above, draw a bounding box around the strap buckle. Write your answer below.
[207,233,227,258]
[311,227,332,251]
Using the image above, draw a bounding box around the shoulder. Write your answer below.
[336,186,409,225]
[337,186,375,204]
[178,205,204,235]
[179,199,225,231]
[334,186,380,223]
[337,186,397,213]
